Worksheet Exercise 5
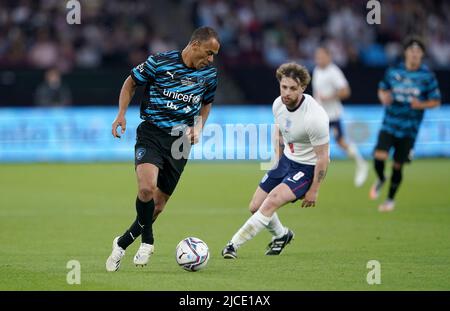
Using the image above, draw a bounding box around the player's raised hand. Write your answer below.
[112,115,126,138]
[186,126,201,145]
[301,190,317,208]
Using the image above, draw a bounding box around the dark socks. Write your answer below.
[117,217,142,250]
[117,197,155,249]
[136,197,155,245]
[374,159,386,182]
[388,168,402,200]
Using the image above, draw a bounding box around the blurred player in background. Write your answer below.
[313,47,368,187]
[222,63,329,259]
[106,26,220,271]
[371,36,441,212]
[34,68,72,107]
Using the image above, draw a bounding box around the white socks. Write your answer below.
[230,210,272,249]
[267,212,287,239]
[230,211,288,248]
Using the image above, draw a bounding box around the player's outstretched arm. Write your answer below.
[197,103,212,128]
[336,86,351,100]
[302,143,329,208]
[318,86,351,102]
[112,75,137,138]
[188,103,212,144]
[410,98,441,110]
[378,89,393,106]
[271,128,285,159]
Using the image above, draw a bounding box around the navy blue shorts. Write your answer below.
[330,120,344,141]
[259,154,315,202]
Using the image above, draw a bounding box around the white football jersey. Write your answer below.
[312,63,349,121]
[273,94,329,165]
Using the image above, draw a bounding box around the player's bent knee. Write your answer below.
[138,186,156,202]
[264,193,282,211]
[393,162,403,170]
[374,150,388,160]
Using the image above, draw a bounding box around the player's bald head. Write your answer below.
[189,26,220,45]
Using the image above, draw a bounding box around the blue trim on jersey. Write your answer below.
[130,50,218,131]
[378,62,441,139]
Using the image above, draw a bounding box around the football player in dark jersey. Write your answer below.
[370,36,441,212]
[106,27,220,271]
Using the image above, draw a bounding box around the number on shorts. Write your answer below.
[293,171,305,181]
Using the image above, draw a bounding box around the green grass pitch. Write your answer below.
[0,159,449,290]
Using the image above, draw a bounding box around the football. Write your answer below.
[175,237,210,272]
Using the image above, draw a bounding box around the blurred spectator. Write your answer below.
[34,68,72,107]
[28,28,59,69]
[148,33,177,55]
[191,0,450,69]
[0,0,449,71]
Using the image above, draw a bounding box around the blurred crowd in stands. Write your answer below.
[193,0,450,69]
[0,0,449,73]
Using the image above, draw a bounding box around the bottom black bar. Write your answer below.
[1,291,449,309]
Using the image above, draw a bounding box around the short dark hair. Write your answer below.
[276,62,311,89]
[403,35,426,53]
[189,26,220,44]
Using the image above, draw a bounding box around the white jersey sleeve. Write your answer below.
[306,112,330,146]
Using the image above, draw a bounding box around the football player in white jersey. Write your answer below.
[313,47,368,187]
[222,63,330,259]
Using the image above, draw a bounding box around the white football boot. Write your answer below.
[106,236,125,272]
[134,243,154,267]
[378,199,395,212]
